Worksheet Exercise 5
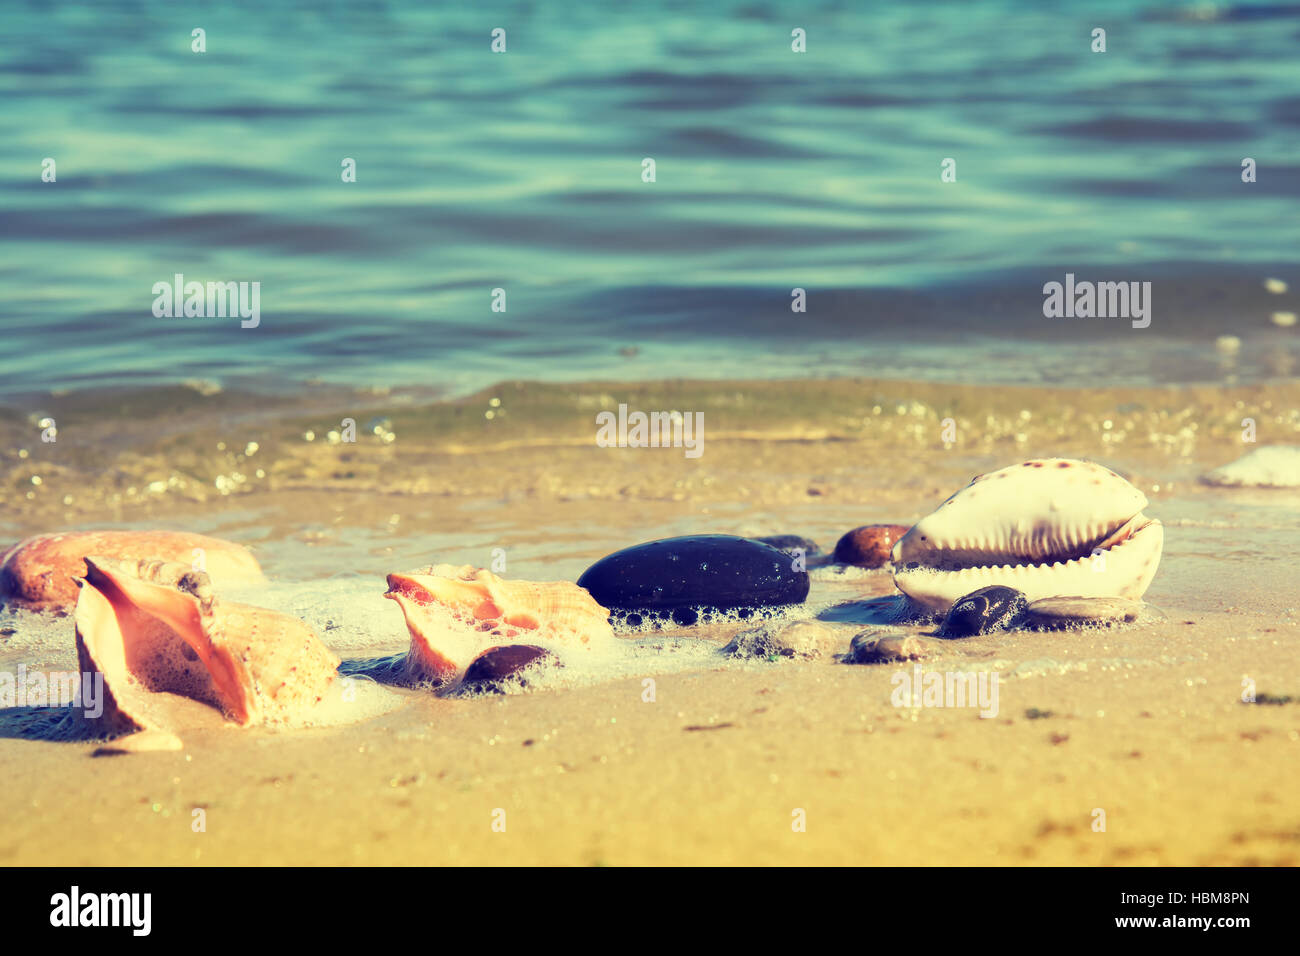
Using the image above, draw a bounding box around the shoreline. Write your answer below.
[4,376,1298,531]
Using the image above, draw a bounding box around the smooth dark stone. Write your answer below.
[461,645,557,691]
[833,524,911,568]
[939,586,1028,637]
[578,534,810,626]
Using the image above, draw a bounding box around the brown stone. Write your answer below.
[832,524,911,568]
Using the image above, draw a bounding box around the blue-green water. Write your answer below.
[1,0,1298,397]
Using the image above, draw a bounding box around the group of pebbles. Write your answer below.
[574,457,1168,672]
[580,529,1150,673]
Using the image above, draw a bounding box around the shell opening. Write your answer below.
[902,513,1154,573]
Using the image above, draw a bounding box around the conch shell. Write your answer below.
[2,530,264,613]
[73,557,339,744]
[891,458,1163,611]
[385,564,613,683]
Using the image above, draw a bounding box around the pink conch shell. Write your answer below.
[385,564,613,683]
[2,530,264,613]
[73,557,339,740]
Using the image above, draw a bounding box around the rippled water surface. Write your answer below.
[2,0,1299,397]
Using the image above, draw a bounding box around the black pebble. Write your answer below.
[578,534,810,628]
[939,586,1028,638]
[461,645,557,691]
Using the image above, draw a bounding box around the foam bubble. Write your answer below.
[265,673,404,729]
[221,574,407,655]
[809,563,891,582]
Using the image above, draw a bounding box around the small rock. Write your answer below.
[940,586,1028,637]
[754,535,828,566]
[1023,596,1144,630]
[847,630,942,664]
[722,619,842,660]
[832,524,910,568]
[461,645,559,691]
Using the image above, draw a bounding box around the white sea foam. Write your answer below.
[809,564,889,583]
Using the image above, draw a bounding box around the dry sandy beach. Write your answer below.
[1,377,1297,865]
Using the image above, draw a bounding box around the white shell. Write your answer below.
[1201,446,1300,488]
[891,458,1163,611]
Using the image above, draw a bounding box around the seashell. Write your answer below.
[939,586,1028,638]
[385,565,613,683]
[891,458,1163,611]
[1,530,264,613]
[1201,446,1300,488]
[73,557,339,741]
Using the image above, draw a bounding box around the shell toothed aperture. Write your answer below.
[384,564,614,683]
[891,459,1164,611]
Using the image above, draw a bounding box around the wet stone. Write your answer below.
[847,630,943,664]
[460,645,559,692]
[940,586,1028,637]
[722,619,842,660]
[754,535,830,567]
[578,534,810,629]
[833,524,910,568]
[1023,596,1145,630]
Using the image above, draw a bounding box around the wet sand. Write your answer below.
[1,378,1297,865]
